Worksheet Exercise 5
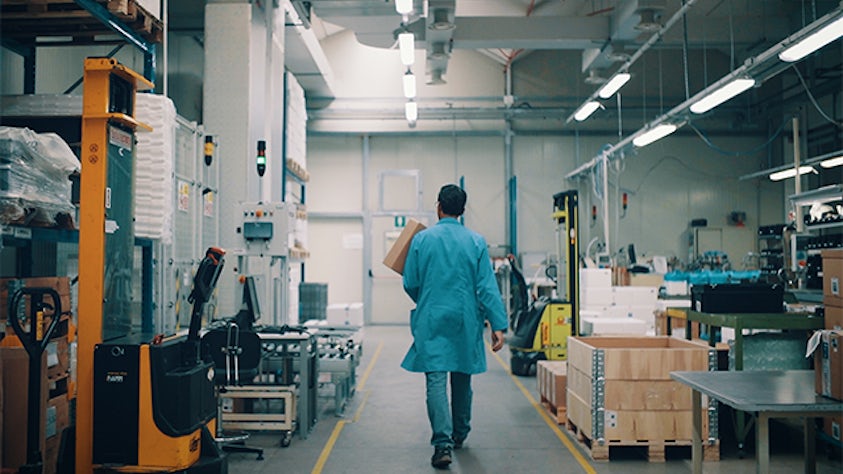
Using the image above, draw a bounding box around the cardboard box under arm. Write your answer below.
[383,219,426,275]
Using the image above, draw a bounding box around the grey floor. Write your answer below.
[229,326,843,473]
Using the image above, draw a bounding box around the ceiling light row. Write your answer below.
[397,1,417,127]
[571,9,842,142]
[566,7,843,182]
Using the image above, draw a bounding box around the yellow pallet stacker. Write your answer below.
[508,190,579,376]
[75,58,226,473]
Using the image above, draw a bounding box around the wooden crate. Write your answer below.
[537,360,567,424]
[566,336,718,454]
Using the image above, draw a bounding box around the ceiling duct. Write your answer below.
[430,8,455,31]
[427,69,446,85]
[423,0,456,85]
[581,0,665,74]
[584,68,608,84]
[635,8,663,32]
[428,42,450,60]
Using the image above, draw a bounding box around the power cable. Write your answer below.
[688,118,790,156]
[791,65,843,128]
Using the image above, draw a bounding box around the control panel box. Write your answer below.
[238,201,294,256]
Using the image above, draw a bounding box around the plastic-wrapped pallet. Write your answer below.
[134,93,176,244]
[0,126,80,225]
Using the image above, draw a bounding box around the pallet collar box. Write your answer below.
[567,336,716,445]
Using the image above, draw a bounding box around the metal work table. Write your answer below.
[684,310,824,370]
[672,370,843,474]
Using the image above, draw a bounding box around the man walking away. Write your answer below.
[401,184,508,469]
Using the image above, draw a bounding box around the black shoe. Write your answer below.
[453,438,465,449]
[431,447,452,469]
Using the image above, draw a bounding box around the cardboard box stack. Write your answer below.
[818,250,843,442]
[0,277,74,473]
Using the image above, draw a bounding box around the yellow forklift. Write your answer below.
[508,191,579,376]
[75,58,226,473]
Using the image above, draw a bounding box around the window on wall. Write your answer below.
[379,169,422,213]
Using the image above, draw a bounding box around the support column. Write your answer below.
[204,1,285,315]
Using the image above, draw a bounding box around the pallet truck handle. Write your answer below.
[7,286,63,474]
[8,287,63,354]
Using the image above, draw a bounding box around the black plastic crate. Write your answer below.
[691,283,784,313]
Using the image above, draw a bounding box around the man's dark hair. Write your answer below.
[438,184,467,217]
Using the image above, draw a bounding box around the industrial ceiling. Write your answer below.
[166,0,841,137]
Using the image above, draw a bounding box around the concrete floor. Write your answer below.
[228,326,843,473]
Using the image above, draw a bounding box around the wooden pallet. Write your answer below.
[566,418,720,462]
[1,0,162,43]
[540,395,566,425]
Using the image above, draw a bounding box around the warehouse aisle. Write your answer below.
[228,326,843,474]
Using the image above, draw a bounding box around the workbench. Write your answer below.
[671,370,843,474]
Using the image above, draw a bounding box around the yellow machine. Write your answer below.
[75,58,226,473]
[508,191,579,376]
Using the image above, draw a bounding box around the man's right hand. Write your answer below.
[490,330,505,352]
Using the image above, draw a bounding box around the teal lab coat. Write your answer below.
[401,218,508,374]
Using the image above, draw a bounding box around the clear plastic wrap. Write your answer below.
[0,126,80,225]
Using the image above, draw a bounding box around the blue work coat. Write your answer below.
[401,218,508,374]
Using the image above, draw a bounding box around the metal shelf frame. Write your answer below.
[1,0,157,93]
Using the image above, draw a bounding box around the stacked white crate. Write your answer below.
[326,303,364,327]
[286,72,307,172]
[578,269,657,335]
[286,72,308,253]
[611,286,659,328]
[134,94,176,245]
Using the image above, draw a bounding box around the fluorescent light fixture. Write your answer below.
[395,0,413,15]
[779,15,843,62]
[769,166,815,181]
[405,101,418,122]
[820,155,843,168]
[690,78,756,114]
[399,32,415,66]
[597,73,631,99]
[632,123,678,147]
[574,101,601,121]
[403,71,417,99]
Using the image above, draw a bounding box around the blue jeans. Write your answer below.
[425,371,472,448]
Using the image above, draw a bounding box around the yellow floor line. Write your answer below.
[489,347,596,474]
[311,341,384,474]
[356,341,384,392]
[351,389,372,423]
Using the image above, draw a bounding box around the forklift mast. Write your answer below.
[552,190,580,337]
